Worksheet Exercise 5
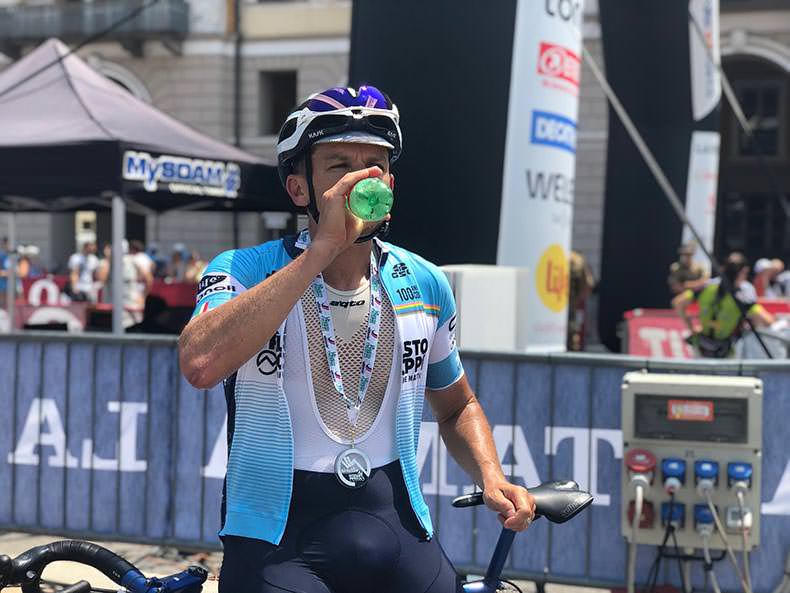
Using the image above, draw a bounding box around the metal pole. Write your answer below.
[112,194,126,335]
[232,0,242,249]
[5,213,16,332]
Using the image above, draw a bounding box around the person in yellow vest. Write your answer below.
[673,252,774,357]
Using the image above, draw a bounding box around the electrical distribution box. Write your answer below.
[621,372,762,551]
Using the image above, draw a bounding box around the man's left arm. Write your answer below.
[426,377,536,531]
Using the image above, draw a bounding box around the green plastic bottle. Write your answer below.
[347,177,394,222]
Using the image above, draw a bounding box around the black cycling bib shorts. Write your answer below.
[218,460,461,593]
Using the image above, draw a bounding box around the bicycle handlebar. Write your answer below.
[0,540,207,593]
[452,480,594,524]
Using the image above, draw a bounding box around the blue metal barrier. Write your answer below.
[1,333,789,591]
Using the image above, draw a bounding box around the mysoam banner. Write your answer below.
[497,0,584,351]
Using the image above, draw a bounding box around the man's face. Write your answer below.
[288,142,392,232]
[679,253,692,266]
[84,242,96,255]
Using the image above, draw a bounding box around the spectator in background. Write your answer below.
[129,239,154,297]
[146,243,169,278]
[184,250,207,283]
[0,237,8,306]
[754,258,789,298]
[67,241,99,302]
[96,241,147,325]
[673,252,774,358]
[668,241,708,296]
[16,245,44,278]
[567,250,595,351]
[166,243,187,281]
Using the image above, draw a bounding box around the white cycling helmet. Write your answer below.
[276,86,402,229]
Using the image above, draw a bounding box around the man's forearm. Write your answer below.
[179,246,332,388]
[438,397,506,490]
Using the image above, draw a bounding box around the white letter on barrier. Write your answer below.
[589,429,623,506]
[7,398,78,468]
[545,426,590,491]
[763,460,790,516]
[110,401,148,472]
[493,425,541,487]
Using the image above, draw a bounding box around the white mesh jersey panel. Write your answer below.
[303,287,395,440]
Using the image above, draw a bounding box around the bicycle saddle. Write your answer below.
[452,480,593,524]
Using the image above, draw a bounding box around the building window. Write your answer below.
[732,81,785,159]
[716,193,789,261]
[259,70,297,136]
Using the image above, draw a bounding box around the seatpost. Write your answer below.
[484,528,517,584]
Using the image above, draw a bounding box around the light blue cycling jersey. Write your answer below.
[192,233,464,545]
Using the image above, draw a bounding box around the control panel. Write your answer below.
[620,372,762,551]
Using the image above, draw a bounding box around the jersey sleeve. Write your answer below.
[426,267,464,391]
[191,249,253,319]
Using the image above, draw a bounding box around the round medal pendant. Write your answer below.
[334,448,372,489]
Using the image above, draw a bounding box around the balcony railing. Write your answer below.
[0,0,189,51]
[721,0,789,11]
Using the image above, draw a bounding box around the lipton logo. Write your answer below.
[535,244,569,313]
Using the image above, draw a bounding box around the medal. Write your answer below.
[334,447,372,489]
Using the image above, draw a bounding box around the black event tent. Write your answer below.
[0,38,292,332]
[0,38,290,212]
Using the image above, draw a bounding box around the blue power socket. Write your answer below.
[694,460,719,486]
[727,462,753,488]
[661,502,686,528]
[662,458,686,484]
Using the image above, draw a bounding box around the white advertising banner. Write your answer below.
[496,0,584,352]
[688,0,721,122]
[682,131,721,272]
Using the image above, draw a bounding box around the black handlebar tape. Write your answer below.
[12,540,142,590]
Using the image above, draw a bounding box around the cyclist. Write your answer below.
[179,85,536,593]
[673,252,775,358]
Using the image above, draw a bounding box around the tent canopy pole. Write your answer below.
[5,213,15,333]
[111,194,126,335]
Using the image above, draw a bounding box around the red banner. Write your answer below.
[20,276,197,308]
[625,302,790,358]
[625,312,696,359]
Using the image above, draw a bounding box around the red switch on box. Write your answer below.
[628,500,655,528]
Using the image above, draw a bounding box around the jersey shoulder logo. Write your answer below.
[196,273,244,303]
[391,262,410,278]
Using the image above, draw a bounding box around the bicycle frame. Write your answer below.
[456,481,594,593]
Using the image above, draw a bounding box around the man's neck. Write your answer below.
[308,226,373,291]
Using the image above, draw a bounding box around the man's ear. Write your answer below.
[388,173,395,191]
[286,173,309,207]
